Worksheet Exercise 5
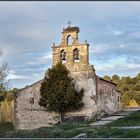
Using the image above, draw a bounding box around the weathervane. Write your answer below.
[67,21,72,27]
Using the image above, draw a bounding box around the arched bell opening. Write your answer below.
[73,48,80,62]
[60,50,66,64]
[67,35,73,45]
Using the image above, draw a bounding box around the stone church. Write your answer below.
[14,26,120,130]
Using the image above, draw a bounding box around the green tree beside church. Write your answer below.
[39,62,84,123]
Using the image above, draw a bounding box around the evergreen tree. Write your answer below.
[39,62,84,123]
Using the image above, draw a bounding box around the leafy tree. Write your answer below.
[134,83,140,91]
[112,74,120,84]
[103,75,111,81]
[5,88,19,101]
[131,77,138,85]
[136,73,140,81]
[39,62,84,123]
[121,92,131,109]
[125,76,132,84]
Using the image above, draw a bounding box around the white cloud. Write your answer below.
[119,44,126,48]
[26,52,52,66]
[90,44,110,53]
[93,55,140,72]
[16,27,46,40]
[7,70,26,80]
[0,2,140,88]
[41,53,52,61]
[112,30,123,36]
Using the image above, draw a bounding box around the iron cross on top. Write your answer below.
[67,21,72,27]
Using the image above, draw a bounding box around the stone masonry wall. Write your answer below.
[14,73,120,130]
[14,80,59,130]
[66,71,97,119]
[14,71,97,130]
[52,44,89,67]
[97,77,120,115]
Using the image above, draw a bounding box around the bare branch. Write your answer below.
[0,62,9,83]
[0,48,3,57]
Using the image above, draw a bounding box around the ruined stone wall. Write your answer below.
[97,78,120,115]
[14,80,59,130]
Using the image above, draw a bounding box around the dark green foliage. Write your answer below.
[39,62,84,122]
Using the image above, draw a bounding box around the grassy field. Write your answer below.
[1,110,140,138]
[0,122,14,137]
[108,110,140,126]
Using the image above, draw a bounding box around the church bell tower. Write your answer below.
[52,25,95,78]
[52,25,97,118]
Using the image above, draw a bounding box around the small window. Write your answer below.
[118,96,120,102]
[73,48,80,62]
[104,85,107,93]
[30,97,34,104]
[60,50,66,63]
[112,89,114,96]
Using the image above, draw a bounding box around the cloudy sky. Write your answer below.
[0,2,140,89]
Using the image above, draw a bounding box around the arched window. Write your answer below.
[73,48,80,62]
[60,50,66,63]
[67,35,73,45]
